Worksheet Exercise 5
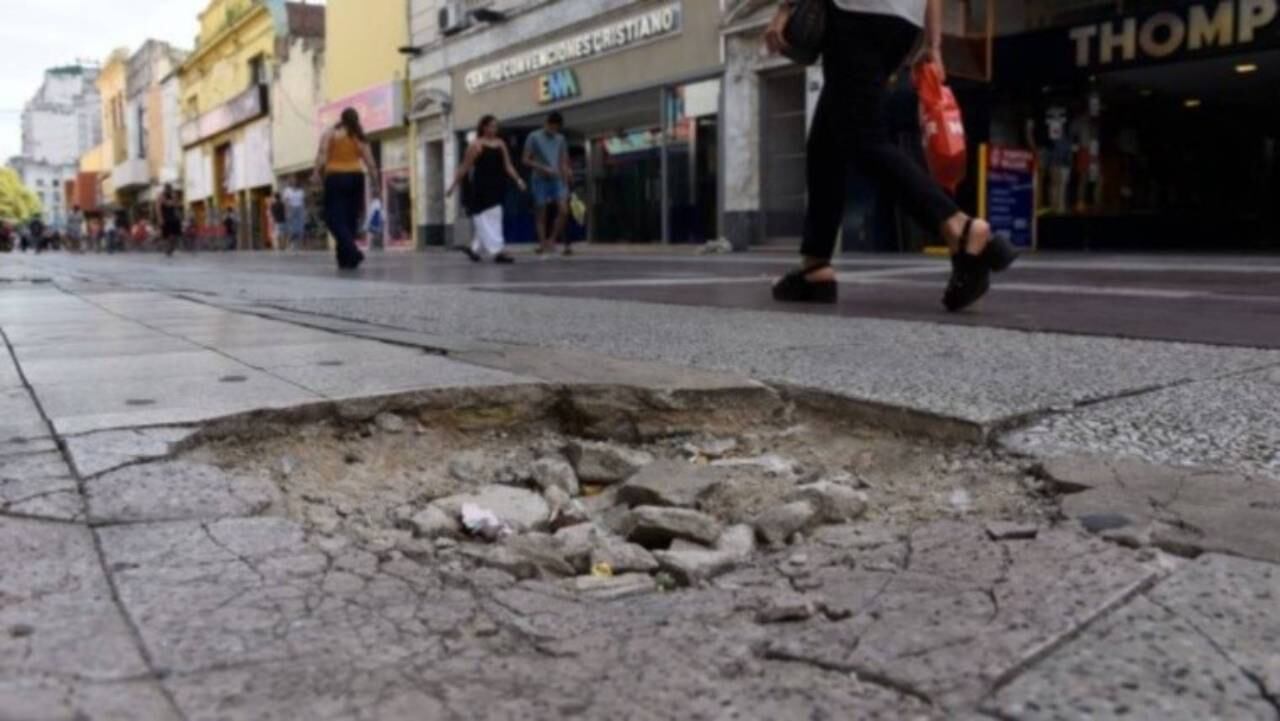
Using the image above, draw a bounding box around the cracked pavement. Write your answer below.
[2,253,1280,719]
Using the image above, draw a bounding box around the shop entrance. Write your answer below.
[1028,50,1280,251]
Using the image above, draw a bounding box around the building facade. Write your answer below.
[322,0,413,250]
[115,41,189,216]
[410,0,724,248]
[11,64,103,226]
[271,30,326,247]
[178,0,324,248]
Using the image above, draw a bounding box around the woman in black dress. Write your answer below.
[447,115,526,264]
[158,184,183,257]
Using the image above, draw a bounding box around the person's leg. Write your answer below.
[533,189,550,253]
[551,191,570,251]
[324,176,352,266]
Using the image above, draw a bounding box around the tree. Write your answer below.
[0,168,42,222]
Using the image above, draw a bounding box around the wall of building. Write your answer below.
[97,51,130,171]
[272,35,325,175]
[181,1,276,118]
[325,0,408,101]
[159,76,184,185]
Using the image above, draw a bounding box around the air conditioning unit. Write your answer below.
[439,2,471,36]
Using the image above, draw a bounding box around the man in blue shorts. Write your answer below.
[523,112,574,256]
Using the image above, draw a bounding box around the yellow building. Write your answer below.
[178,0,323,248]
[320,0,413,250]
[95,49,129,206]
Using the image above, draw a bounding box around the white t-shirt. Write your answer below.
[282,187,305,209]
[832,0,926,27]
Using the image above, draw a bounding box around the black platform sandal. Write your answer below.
[773,264,838,304]
[982,235,1019,273]
[942,220,991,313]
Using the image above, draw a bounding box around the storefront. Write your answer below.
[318,81,414,251]
[994,0,1280,250]
[180,84,275,249]
[447,1,723,245]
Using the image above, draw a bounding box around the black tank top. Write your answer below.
[470,145,507,213]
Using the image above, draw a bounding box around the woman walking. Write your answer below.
[158,184,183,257]
[313,108,380,270]
[447,115,526,264]
[766,0,1016,311]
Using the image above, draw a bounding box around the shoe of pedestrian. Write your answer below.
[942,251,990,312]
[494,254,516,264]
[456,246,482,263]
[772,264,838,304]
[983,235,1019,273]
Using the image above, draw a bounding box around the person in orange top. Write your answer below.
[313,108,380,270]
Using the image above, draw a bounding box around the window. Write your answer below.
[248,55,266,87]
[137,105,147,159]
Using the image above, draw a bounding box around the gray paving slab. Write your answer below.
[19,350,253,387]
[177,327,359,350]
[10,336,203,362]
[0,387,51,443]
[222,339,425,370]
[87,461,281,524]
[0,354,23,391]
[0,517,149,680]
[1004,366,1280,479]
[270,287,1280,426]
[64,426,199,478]
[0,451,81,521]
[38,372,320,436]
[990,554,1280,720]
[0,676,179,721]
[270,354,533,399]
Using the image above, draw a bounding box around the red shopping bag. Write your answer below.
[913,61,967,193]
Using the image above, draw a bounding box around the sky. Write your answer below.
[0,0,210,162]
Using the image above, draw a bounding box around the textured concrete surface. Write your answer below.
[4,251,1280,718]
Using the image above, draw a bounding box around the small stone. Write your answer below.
[472,616,500,637]
[544,486,589,529]
[591,539,659,574]
[787,553,809,567]
[716,524,756,558]
[948,488,973,514]
[432,485,551,534]
[434,537,458,550]
[566,573,656,600]
[985,521,1040,541]
[555,523,601,572]
[447,450,529,486]
[566,441,654,484]
[410,505,462,539]
[501,533,577,578]
[753,500,819,547]
[785,481,869,524]
[531,457,580,496]
[624,506,723,547]
[756,594,815,624]
[651,524,755,587]
[683,438,738,460]
[617,460,726,508]
[375,412,406,434]
[711,454,798,476]
[1079,512,1135,534]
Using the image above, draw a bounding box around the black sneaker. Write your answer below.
[942,252,990,312]
[494,254,516,264]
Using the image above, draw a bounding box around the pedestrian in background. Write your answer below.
[523,111,574,257]
[223,204,238,251]
[447,115,526,265]
[766,0,1017,311]
[281,178,307,251]
[65,206,84,253]
[158,185,183,257]
[270,192,286,250]
[313,107,380,270]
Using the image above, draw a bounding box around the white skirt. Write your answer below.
[471,205,505,258]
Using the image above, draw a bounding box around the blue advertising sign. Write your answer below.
[984,146,1037,250]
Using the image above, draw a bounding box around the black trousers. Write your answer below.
[324,172,365,267]
[800,10,959,261]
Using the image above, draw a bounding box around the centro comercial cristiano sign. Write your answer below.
[465,3,682,94]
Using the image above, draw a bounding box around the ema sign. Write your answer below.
[1069,0,1278,67]
[465,4,681,93]
[537,69,580,105]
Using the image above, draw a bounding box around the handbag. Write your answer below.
[781,0,828,66]
[913,61,968,192]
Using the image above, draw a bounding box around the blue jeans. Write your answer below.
[532,175,568,206]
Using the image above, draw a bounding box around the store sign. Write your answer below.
[983,146,1036,250]
[317,82,404,134]
[1069,0,1277,67]
[180,85,268,147]
[465,3,682,93]
[537,69,581,104]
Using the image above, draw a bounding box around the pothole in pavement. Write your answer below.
[191,387,1054,590]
